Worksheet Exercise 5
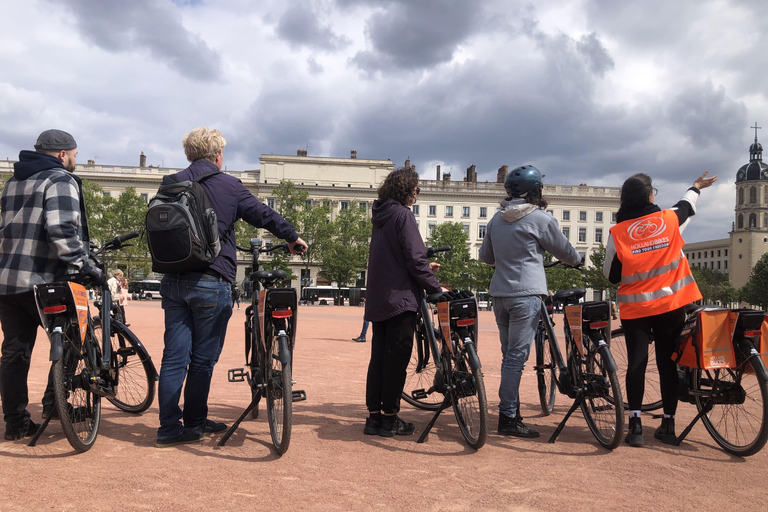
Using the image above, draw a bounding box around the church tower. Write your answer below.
[730,123,768,288]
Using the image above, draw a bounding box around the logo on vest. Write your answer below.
[627,217,666,240]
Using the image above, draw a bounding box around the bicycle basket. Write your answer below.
[673,308,736,369]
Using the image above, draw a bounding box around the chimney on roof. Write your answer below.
[436,165,440,180]
[297,149,308,157]
[140,151,146,168]
[442,172,451,182]
[351,150,357,159]
[87,159,95,166]
[466,164,477,183]
[497,165,508,183]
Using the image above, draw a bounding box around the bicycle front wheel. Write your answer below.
[694,360,768,456]
[578,334,624,450]
[93,316,155,413]
[402,324,441,410]
[449,339,488,450]
[266,334,292,454]
[535,327,556,415]
[610,328,662,411]
[52,328,101,453]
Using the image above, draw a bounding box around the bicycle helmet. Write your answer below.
[504,165,543,198]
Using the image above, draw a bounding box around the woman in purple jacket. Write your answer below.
[363,167,442,438]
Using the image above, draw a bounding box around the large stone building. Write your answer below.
[0,151,620,297]
[683,125,768,290]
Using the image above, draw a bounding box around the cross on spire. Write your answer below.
[752,122,762,142]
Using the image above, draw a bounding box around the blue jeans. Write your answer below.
[360,319,370,337]
[494,295,542,418]
[157,273,232,440]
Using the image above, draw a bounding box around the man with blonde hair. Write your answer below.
[156,127,308,448]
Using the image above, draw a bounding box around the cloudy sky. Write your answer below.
[2,0,766,243]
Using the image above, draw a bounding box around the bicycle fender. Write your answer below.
[112,319,160,380]
[49,331,63,361]
[749,349,768,382]
[465,341,482,370]
[598,343,619,373]
[278,334,291,365]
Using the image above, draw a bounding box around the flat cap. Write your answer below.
[34,129,77,151]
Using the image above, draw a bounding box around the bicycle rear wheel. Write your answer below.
[610,328,662,411]
[535,326,556,415]
[266,333,292,455]
[693,360,768,456]
[402,324,441,411]
[93,316,155,413]
[577,333,624,450]
[449,337,488,450]
[52,328,101,453]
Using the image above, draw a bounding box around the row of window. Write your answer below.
[551,210,615,223]
[412,205,491,218]
[694,260,727,270]
[738,186,762,206]
[562,226,603,244]
[689,249,727,260]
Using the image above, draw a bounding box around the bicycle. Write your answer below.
[534,262,625,449]
[219,238,306,454]
[615,305,768,456]
[29,232,157,452]
[609,328,662,411]
[400,247,489,449]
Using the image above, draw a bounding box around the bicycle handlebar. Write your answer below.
[427,245,451,257]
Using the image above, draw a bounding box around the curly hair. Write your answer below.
[182,127,226,163]
[378,167,419,205]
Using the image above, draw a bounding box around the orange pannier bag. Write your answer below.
[672,308,737,369]
[759,316,768,370]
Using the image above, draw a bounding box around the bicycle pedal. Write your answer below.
[411,389,428,400]
[292,390,307,402]
[228,368,246,382]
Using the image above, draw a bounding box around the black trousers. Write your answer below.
[621,307,686,416]
[365,311,417,415]
[0,291,54,427]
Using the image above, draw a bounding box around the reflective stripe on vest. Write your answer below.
[617,273,696,303]
[620,257,681,284]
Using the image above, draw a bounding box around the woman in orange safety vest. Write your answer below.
[603,171,716,447]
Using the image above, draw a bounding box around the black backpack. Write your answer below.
[145,170,223,273]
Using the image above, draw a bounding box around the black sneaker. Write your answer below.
[352,336,366,342]
[363,415,382,435]
[498,412,540,438]
[654,417,676,445]
[4,419,40,441]
[203,419,227,434]
[379,416,415,437]
[155,431,205,448]
[625,416,644,447]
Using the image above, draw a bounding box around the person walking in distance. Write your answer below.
[0,129,103,441]
[155,127,307,448]
[604,171,716,447]
[479,165,581,438]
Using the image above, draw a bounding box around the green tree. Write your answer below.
[580,244,617,300]
[101,187,151,278]
[690,266,736,306]
[427,222,472,289]
[739,252,768,309]
[318,203,370,287]
[545,253,584,292]
[82,178,115,245]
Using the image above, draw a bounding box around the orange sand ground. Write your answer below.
[1,300,765,511]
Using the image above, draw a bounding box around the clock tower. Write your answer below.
[730,123,768,288]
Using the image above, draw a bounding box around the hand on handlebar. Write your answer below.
[82,262,105,287]
[289,237,308,255]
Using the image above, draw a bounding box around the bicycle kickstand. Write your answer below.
[217,398,258,447]
[27,405,57,447]
[548,396,583,444]
[416,393,453,444]
[673,401,713,447]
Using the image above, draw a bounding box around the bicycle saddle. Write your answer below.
[252,270,287,281]
[553,288,586,302]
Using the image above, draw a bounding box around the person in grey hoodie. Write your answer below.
[479,165,581,438]
[363,167,443,438]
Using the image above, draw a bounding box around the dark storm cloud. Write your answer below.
[275,3,351,52]
[667,81,747,148]
[56,0,222,82]
[349,0,483,72]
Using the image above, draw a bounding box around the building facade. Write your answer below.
[0,152,621,293]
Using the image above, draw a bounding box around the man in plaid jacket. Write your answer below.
[0,129,101,441]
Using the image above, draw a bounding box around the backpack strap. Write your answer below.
[161,169,219,186]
